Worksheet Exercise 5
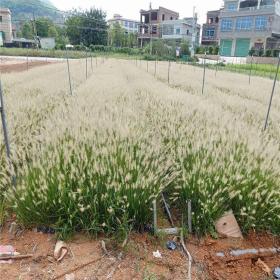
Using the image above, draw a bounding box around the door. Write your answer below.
[220,39,233,56]
[235,39,250,57]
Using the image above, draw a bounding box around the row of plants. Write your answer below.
[249,48,280,58]
[1,59,279,240]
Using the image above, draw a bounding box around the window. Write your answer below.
[129,22,133,28]
[236,16,253,30]
[215,17,219,23]
[176,28,180,35]
[255,16,268,30]
[162,14,165,21]
[227,3,237,10]
[151,12,157,21]
[124,21,128,27]
[170,16,173,20]
[205,28,215,37]
[0,16,2,22]
[208,17,214,24]
[152,26,157,34]
[221,19,233,31]
[186,29,189,35]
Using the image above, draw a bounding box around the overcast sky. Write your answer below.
[51,0,223,24]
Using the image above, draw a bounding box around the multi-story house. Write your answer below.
[108,14,139,34]
[138,6,179,46]
[161,18,200,47]
[201,10,221,45]
[0,8,13,45]
[219,0,280,57]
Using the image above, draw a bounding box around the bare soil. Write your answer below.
[0,58,54,73]
[1,220,279,280]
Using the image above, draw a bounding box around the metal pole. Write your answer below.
[0,80,11,159]
[215,57,219,77]
[0,80,16,188]
[249,55,253,84]
[264,54,280,131]
[202,53,207,94]
[153,200,157,234]
[85,52,88,79]
[154,58,157,77]
[66,49,73,96]
[168,60,171,84]
[187,200,192,234]
[26,49,29,71]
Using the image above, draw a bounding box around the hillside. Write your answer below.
[1,0,62,21]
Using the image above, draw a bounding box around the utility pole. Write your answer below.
[149,2,153,55]
[32,12,39,49]
[191,7,196,57]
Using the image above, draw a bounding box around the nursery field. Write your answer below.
[0,57,280,239]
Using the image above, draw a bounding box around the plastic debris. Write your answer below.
[153,250,162,259]
[273,267,280,279]
[256,258,271,275]
[215,210,243,238]
[65,273,75,280]
[37,226,55,234]
[0,245,16,257]
[54,241,68,262]
[166,241,177,250]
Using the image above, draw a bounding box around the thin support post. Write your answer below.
[154,59,157,77]
[0,80,16,188]
[215,57,219,77]
[187,200,192,234]
[66,50,73,96]
[249,55,253,84]
[202,54,207,94]
[153,200,157,234]
[26,50,29,71]
[91,53,93,71]
[264,55,280,131]
[168,60,171,84]
[0,80,11,159]
[85,52,88,80]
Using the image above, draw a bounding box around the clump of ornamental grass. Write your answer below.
[170,133,280,236]
[12,133,176,239]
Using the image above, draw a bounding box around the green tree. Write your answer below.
[108,22,125,47]
[180,40,190,56]
[66,8,108,46]
[48,25,58,38]
[21,22,33,39]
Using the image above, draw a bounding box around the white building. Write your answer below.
[40,37,55,49]
[161,18,201,46]
[108,14,139,33]
[0,8,13,44]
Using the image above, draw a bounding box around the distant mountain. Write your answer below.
[1,0,63,22]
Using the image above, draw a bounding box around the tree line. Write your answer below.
[17,8,138,49]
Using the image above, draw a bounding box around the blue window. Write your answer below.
[176,28,180,35]
[255,16,268,30]
[205,28,215,37]
[129,22,133,28]
[236,17,253,31]
[221,19,233,32]
[124,21,128,27]
[227,3,237,11]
